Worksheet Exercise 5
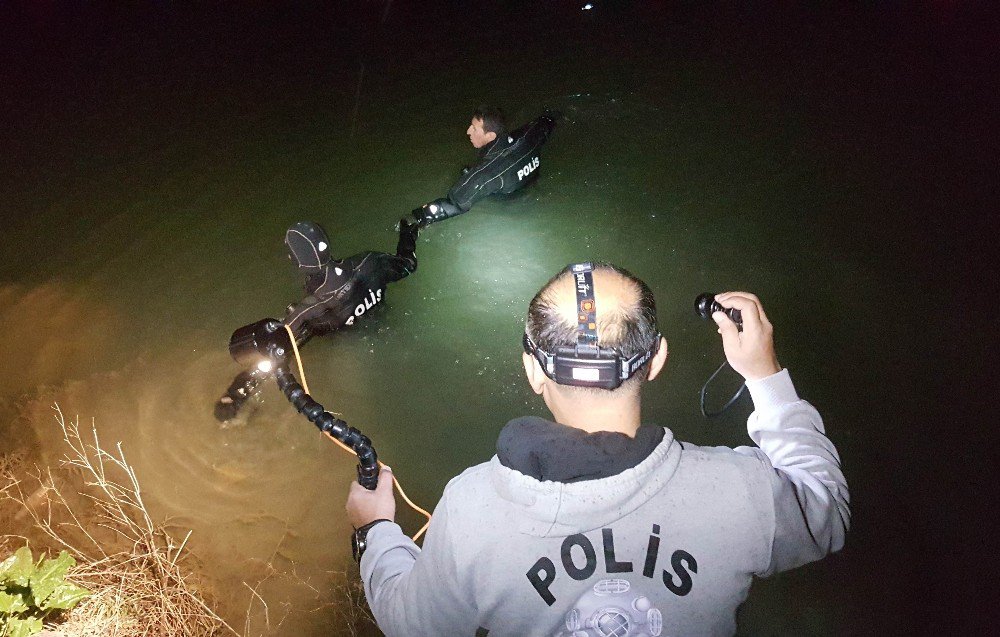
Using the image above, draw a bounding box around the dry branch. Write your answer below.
[1,405,237,637]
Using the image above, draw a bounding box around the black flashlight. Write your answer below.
[694,293,742,328]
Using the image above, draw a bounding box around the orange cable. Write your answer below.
[284,325,432,541]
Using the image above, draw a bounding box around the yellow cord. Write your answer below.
[283,325,432,541]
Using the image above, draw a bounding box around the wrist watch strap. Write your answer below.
[352,519,391,563]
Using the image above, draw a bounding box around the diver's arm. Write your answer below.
[361,496,478,635]
[735,370,851,575]
[446,184,481,213]
[412,171,497,225]
[412,197,465,226]
[413,152,506,225]
[389,217,419,278]
[366,219,419,285]
[447,161,504,212]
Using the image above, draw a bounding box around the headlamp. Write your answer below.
[523,263,660,390]
[523,333,658,389]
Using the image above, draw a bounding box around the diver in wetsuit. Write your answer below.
[413,105,558,226]
[214,218,419,421]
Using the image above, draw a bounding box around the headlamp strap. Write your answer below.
[621,338,659,379]
[571,263,598,348]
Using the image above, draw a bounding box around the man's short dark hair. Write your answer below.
[526,262,659,393]
[473,105,507,137]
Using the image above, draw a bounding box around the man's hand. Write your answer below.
[411,205,435,229]
[398,217,419,237]
[346,466,396,529]
[712,292,781,381]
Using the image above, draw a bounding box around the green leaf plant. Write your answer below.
[0,546,89,637]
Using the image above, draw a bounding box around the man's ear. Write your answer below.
[646,336,669,382]
[484,130,497,144]
[522,352,546,395]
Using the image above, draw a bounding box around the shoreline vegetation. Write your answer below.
[0,405,379,636]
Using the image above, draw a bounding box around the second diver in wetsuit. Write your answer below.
[413,105,558,226]
[214,217,420,421]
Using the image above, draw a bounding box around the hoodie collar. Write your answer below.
[490,418,681,537]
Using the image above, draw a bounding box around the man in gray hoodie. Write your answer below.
[346,262,850,636]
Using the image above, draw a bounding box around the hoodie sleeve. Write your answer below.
[360,494,480,636]
[734,369,851,576]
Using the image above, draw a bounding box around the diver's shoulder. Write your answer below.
[341,251,384,271]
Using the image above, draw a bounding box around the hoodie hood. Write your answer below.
[285,221,331,273]
[490,419,681,537]
[497,416,665,483]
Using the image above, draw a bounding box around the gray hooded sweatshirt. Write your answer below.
[361,369,850,636]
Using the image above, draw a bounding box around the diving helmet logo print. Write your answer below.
[553,579,664,637]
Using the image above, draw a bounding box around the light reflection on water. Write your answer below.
[0,91,808,632]
[0,38,939,630]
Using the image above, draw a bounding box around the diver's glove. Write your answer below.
[398,216,419,239]
[214,370,261,422]
[412,198,463,227]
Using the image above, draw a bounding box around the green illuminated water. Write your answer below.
[1,3,987,634]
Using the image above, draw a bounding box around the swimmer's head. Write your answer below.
[285,221,331,273]
[468,105,507,148]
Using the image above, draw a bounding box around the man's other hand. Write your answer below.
[398,217,420,239]
[346,466,397,529]
[712,292,781,382]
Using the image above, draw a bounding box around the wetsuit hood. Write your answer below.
[285,221,331,274]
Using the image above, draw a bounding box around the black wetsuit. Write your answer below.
[214,220,418,421]
[416,113,557,224]
[284,230,417,338]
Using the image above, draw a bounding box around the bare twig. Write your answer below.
[2,404,379,636]
[1,405,238,636]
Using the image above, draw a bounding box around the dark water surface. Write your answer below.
[1,2,994,634]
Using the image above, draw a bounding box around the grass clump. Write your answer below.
[1,405,236,636]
